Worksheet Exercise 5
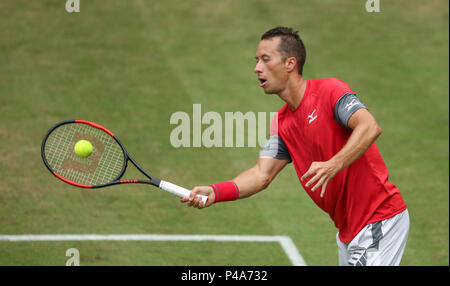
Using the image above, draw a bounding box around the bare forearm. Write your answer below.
[330,120,382,171]
[232,165,271,199]
[183,157,288,208]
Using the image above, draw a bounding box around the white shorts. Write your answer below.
[336,209,410,266]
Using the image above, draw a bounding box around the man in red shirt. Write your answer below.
[182,27,409,266]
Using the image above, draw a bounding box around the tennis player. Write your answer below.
[181,27,409,266]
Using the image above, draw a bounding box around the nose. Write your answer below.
[254,60,262,74]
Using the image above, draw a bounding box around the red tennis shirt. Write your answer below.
[275,78,407,242]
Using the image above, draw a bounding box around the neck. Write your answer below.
[279,75,307,110]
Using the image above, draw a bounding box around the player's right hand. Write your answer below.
[180,186,215,209]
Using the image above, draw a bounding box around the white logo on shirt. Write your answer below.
[345,99,358,111]
[308,109,317,124]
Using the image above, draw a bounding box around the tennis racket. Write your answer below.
[41,120,208,205]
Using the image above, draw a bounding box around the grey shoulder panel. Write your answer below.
[260,135,292,162]
[334,93,367,128]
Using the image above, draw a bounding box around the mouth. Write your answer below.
[258,78,267,87]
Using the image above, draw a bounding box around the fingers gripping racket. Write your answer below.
[41,120,207,205]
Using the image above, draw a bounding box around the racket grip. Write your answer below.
[159,180,208,206]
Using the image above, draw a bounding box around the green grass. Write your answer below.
[0,0,448,265]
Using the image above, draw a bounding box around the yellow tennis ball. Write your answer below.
[74,140,93,158]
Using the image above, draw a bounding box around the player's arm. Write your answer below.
[233,156,290,198]
[181,156,289,208]
[301,94,382,197]
[330,108,382,169]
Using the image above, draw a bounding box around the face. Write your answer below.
[254,37,288,95]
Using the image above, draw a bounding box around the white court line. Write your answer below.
[0,234,307,266]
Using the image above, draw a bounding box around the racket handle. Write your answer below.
[159,180,208,206]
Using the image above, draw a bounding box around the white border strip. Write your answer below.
[0,234,306,266]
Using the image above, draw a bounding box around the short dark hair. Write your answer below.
[261,27,306,75]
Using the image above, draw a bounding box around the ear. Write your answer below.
[285,57,297,73]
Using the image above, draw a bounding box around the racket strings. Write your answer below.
[44,123,125,186]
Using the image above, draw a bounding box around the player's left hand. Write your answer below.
[301,160,341,198]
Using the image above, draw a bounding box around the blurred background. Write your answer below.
[0,0,448,265]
